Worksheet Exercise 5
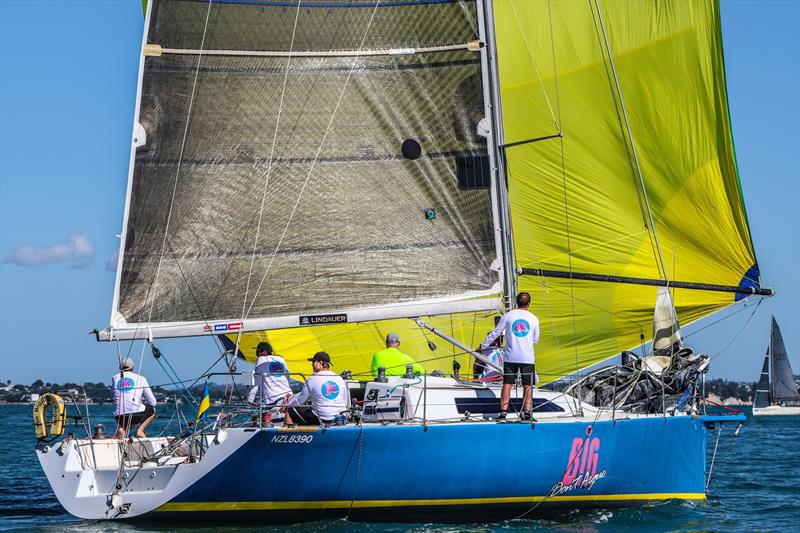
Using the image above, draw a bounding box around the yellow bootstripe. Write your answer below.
[157,493,705,512]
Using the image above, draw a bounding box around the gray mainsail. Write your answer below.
[111,0,501,336]
[770,316,799,400]
[753,350,770,409]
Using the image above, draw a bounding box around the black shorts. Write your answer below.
[116,404,155,427]
[503,362,535,386]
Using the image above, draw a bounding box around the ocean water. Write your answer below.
[1,404,797,532]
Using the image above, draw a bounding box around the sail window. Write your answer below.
[456,155,490,189]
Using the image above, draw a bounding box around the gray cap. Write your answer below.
[386,333,400,344]
[119,357,135,371]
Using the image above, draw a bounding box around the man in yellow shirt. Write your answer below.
[371,333,425,376]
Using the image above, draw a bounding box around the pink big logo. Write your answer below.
[562,434,600,484]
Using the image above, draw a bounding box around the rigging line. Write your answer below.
[508,0,560,132]
[236,0,303,359]
[145,0,214,325]
[524,274,646,335]
[245,0,383,318]
[682,296,762,339]
[591,0,668,281]
[164,237,226,355]
[709,297,763,362]
[546,0,580,380]
[544,0,574,374]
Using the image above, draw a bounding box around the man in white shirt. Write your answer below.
[248,341,295,424]
[113,357,157,438]
[479,292,540,422]
[289,352,348,426]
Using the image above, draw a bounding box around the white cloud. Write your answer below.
[4,233,95,268]
[105,248,119,271]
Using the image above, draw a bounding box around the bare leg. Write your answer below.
[115,417,128,439]
[135,412,155,438]
[522,384,532,412]
[500,383,512,412]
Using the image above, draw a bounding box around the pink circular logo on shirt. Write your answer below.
[116,377,134,392]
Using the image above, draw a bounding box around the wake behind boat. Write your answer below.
[36,0,772,524]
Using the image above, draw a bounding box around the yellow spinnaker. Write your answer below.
[225,312,497,379]
[495,0,758,378]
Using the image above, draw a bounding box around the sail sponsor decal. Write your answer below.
[299,313,347,326]
[203,322,243,333]
[549,425,607,497]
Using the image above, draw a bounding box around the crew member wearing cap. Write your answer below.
[112,357,157,439]
[478,291,540,422]
[370,333,424,377]
[247,341,294,424]
[288,352,348,426]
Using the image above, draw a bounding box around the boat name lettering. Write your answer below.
[548,433,607,496]
[271,434,314,444]
[299,314,347,326]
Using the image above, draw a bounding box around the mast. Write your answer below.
[477,0,516,310]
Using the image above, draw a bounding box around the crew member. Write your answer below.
[289,352,348,426]
[247,341,294,424]
[371,333,424,376]
[113,357,157,438]
[474,333,504,381]
[479,292,540,421]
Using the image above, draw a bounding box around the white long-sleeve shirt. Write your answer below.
[481,308,540,364]
[112,371,157,416]
[247,354,293,404]
[290,370,348,420]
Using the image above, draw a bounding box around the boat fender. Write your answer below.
[33,393,66,441]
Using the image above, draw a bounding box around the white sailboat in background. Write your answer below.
[752,317,800,416]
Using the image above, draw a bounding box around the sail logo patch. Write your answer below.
[212,322,243,332]
[511,319,530,337]
[116,377,135,392]
[549,426,607,496]
[300,313,347,326]
[321,381,340,400]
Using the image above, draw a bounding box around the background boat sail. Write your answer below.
[37,0,771,523]
[753,317,800,416]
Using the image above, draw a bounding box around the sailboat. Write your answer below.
[36,0,773,523]
[752,317,800,416]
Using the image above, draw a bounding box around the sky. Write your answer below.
[0,1,798,386]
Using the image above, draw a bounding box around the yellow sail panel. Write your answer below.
[224,313,496,378]
[495,1,758,377]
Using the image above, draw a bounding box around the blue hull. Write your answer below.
[153,416,707,523]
